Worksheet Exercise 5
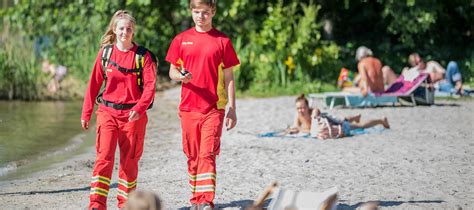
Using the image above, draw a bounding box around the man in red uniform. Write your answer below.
[165,0,240,209]
[81,10,156,210]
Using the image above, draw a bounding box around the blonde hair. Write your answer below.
[408,52,420,67]
[123,190,162,210]
[189,0,217,11]
[295,93,309,107]
[100,10,136,47]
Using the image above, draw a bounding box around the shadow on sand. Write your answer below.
[0,183,118,196]
[338,199,444,209]
[178,199,271,210]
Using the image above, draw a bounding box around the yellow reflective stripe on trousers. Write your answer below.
[188,173,196,181]
[189,183,215,192]
[91,175,111,185]
[118,178,137,188]
[194,185,216,192]
[189,172,216,181]
[117,189,129,198]
[90,187,109,197]
[196,173,216,181]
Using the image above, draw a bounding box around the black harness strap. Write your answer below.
[101,99,136,110]
[107,61,140,73]
[96,44,156,110]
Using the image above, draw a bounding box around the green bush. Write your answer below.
[0,0,472,99]
[235,1,340,95]
[0,26,41,100]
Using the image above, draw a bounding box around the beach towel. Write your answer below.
[257,131,311,138]
[257,127,385,139]
[268,187,338,210]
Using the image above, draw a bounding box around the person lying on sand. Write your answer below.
[312,108,390,140]
[287,94,313,135]
[287,94,390,139]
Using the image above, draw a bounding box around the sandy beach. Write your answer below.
[0,87,473,209]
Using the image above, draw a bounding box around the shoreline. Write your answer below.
[0,88,473,209]
[0,130,96,181]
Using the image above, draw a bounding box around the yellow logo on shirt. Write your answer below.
[182,42,193,45]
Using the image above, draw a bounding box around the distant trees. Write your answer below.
[0,0,472,99]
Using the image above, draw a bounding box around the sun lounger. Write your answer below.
[309,73,433,109]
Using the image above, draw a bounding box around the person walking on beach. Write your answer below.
[165,0,240,209]
[81,10,157,210]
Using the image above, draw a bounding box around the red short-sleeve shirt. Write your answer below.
[166,28,240,113]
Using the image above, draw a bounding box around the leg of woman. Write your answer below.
[350,117,390,129]
[344,114,361,123]
[116,113,148,208]
[90,110,119,210]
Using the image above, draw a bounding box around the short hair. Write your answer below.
[355,46,373,61]
[189,0,217,11]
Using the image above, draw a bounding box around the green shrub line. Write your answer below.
[1,1,472,100]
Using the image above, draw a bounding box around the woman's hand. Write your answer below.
[129,110,140,122]
[81,120,90,130]
[287,127,299,134]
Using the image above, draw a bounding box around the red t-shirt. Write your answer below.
[166,27,240,113]
[81,44,156,121]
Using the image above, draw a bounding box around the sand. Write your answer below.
[0,87,473,209]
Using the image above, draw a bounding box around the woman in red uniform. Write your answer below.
[81,10,156,210]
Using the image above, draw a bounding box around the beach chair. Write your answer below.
[250,182,338,210]
[309,73,433,109]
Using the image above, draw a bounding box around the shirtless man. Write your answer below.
[355,46,385,96]
[345,46,397,96]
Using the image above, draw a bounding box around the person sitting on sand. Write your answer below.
[311,108,390,140]
[123,190,162,210]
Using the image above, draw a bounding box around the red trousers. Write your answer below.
[89,109,148,210]
[179,108,225,207]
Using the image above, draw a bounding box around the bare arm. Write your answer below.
[224,67,237,131]
[169,64,192,83]
[358,62,369,97]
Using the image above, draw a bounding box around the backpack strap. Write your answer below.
[96,45,113,105]
[96,44,157,109]
[135,46,147,92]
[135,45,157,109]
[101,44,113,79]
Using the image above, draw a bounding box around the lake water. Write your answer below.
[0,101,94,180]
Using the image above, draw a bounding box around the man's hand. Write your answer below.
[225,107,237,131]
[81,120,89,130]
[180,71,192,83]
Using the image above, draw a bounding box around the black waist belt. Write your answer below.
[101,99,136,110]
